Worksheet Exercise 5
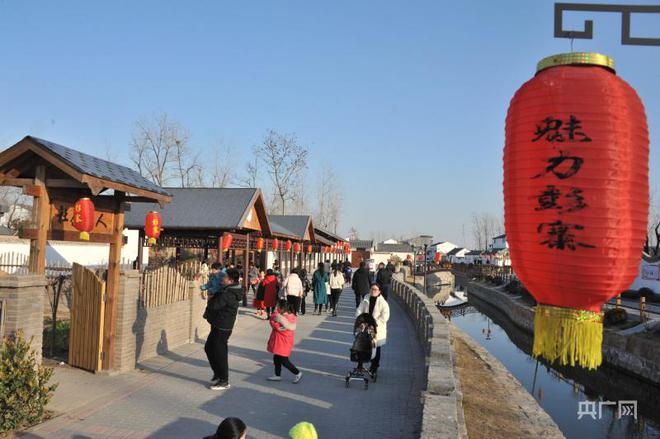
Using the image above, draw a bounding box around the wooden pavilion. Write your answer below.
[0,135,172,370]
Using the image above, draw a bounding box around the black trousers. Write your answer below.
[300,294,306,315]
[379,284,391,301]
[371,346,382,370]
[287,295,301,315]
[330,288,342,310]
[205,327,232,383]
[274,354,299,376]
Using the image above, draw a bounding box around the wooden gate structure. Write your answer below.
[69,263,105,372]
[0,136,171,370]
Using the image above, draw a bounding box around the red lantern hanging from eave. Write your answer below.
[145,211,162,246]
[256,237,265,251]
[222,234,233,251]
[272,239,280,251]
[72,198,95,241]
[504,53,649,369]
[307,244,313,253]
[293,243,301,254]
[285,240,292,251]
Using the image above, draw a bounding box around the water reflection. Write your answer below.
[450,296,660,439]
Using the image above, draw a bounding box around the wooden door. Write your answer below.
[68,263,106,372]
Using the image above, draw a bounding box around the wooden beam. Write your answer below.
[82,174,172,205]
[137,228,145,271]
[20,229,122,245]
[102,192,125,370]
[28,165,49,274]
[0,177,33,186]
[243,233,250,293]
[44,179,88,189]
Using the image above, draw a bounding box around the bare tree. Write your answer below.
[209,145,235,188]
[254,130,308,214]
[313,166,341,233]
[645,188,660,255]
[471,212,502,250]
[130,113,197,187]
[347,227,359,240]
[237,156,259,188]
[0,187,31,231]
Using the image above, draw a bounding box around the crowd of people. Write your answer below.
[200,256,396,437]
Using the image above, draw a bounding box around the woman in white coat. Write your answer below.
[356,284,390,375]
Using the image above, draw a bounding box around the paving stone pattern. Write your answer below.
[20,287,424,439]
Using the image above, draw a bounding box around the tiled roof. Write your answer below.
[492,234,506,240]
[27,136,171,197]
[375,242,413,253]
[349,239,374,249]
[447,247,465,256]
[465,250,483,256]
[268,215,311,240]
[125,188,257,230]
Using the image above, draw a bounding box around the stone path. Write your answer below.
[20,288,424,439]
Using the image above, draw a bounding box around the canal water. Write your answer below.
[445,292,660,439]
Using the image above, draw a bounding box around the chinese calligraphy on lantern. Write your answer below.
[532,115,594,250]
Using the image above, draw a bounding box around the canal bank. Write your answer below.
[392,273,563,438]
[457,274,660,385]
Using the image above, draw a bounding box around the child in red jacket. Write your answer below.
[266,300,303,383]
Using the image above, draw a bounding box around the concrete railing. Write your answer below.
[392,274,467,439]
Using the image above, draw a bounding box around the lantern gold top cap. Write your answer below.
[536,52,615,73]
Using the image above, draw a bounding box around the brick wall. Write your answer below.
[113,270,208,372]
[0,275,47,363]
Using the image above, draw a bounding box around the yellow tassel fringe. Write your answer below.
[532,304,603,370]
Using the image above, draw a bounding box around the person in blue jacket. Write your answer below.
[201,263,225,299]
[312,262,329,315]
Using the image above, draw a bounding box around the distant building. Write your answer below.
[446,247,469,264]
[464,250,484,264]
[427,241,458,261]
[490,234,508,251]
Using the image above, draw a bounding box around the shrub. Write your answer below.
[42,320,70,358]
[0,331,58,434]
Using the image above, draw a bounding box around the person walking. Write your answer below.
[297,268,310,315]
[311,262,329,315]
[356,284,390,376]
[248,263,260,302]
[204,268,244,390]
[267,300,303,383]
[253,270,266,317]
[283,268,303,315]
[351,261,371,308]
[376,262,393,301]
[329,265,345,317]
[262,269,279,318]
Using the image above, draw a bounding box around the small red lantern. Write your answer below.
[222,234,233,251]
[307,244,313,253]
[293,243,301,254]
[272,239,280,251]
[145,211,162,246]
[285,240,292,251]
[72,198,95,241]
[434,253,442,264]
[256,237,265,251]
[504,53,649,369]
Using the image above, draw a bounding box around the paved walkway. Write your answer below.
[20,288,424,439]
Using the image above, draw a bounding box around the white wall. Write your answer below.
[630,257,660,293]
[0,229,147,269]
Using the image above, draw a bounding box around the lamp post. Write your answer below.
[410,244,415,284]
[423,243,428,293]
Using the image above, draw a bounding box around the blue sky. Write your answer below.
[1,1,658,246]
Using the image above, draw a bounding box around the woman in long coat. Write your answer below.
[262,269,279,318]
[356,284,390,375]
[312,262,329,315]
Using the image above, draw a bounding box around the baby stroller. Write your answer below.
[345,313,378,389]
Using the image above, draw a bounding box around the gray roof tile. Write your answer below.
[28,136,171,197]
[268,215,310,239]
[125,188,257,230]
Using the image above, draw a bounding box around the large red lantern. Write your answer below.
[272,239,280,251]
[145,211,162,246]
[285,240,292,251]
[72,198,95,241]
[307,244,313,253]
[293,243,301,254]
[504,53,649,369]
[256,237,265,251]
[222,234,233,251]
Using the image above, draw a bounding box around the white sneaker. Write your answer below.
[293,372,303,384]
[210,381,231,390]
[267,375,282,381]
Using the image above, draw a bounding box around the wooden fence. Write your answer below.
[141,265,191,308]
[69,263,105,372]
[0,251,134,279]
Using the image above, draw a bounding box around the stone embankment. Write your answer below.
[392,273,467,438]
[463,276,660,385]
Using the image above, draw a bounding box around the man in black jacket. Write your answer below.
[351,261,371,308]
[376,262,393,301]
[204,268,244,390]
